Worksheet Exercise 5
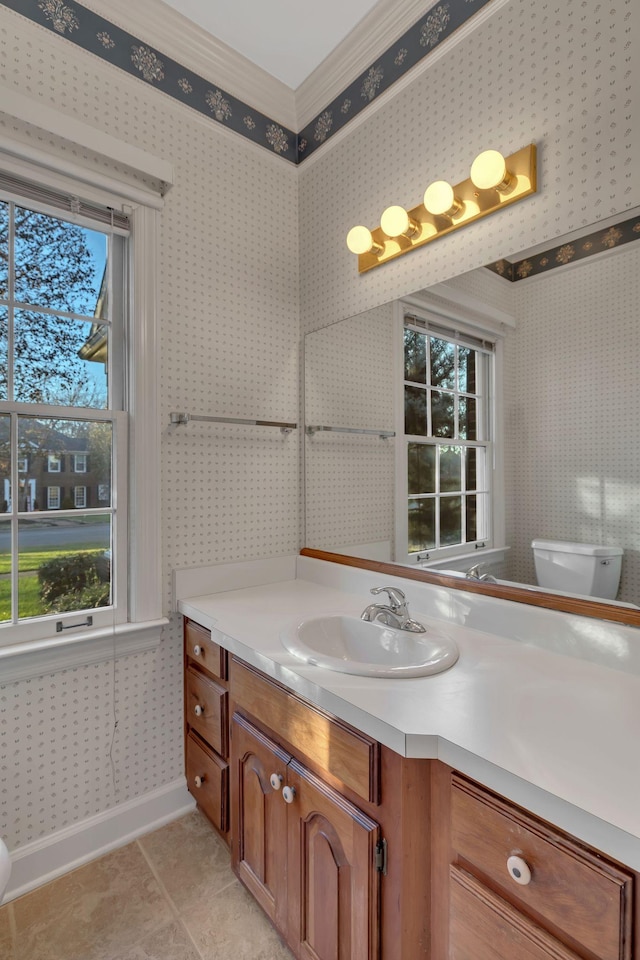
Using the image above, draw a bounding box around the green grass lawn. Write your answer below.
[0,543,106,619]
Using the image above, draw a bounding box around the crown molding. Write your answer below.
[295,0,434,129]
[78,0,298,130]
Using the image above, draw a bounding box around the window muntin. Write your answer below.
[402,318,493,561]
[0,194,126,639]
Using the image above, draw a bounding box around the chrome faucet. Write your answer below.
[361,586,426,633]
[465,563,497,583]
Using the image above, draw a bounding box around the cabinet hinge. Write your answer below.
[375,838,387,875]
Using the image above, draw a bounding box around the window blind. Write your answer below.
[0,170,130,232]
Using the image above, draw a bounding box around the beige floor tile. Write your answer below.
[182,879,294,960]
[107,919,201,960]
[138,809,235,913]
[0,902,16,960]
[13,842,169,960]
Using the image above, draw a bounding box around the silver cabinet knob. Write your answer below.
[270,773,283,790]
[194,704,204,717]
[193,644,202,656]
[194,775,205,788]
[507,855,532,885]
[282,785,296,804]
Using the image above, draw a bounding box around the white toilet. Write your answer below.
[532,540,623,600]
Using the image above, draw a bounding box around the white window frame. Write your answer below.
[394,297,508,567]
[74,485,87,508]
[47,455,61,473]
[17,457,28,473]
[47,486,61,510]
[74,453,87,473]
[0,123,169,681]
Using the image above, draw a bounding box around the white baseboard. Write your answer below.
[3,777,196,904]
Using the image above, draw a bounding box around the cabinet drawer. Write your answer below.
[450,865,581,960]
[451,776,633,960]
[231,658,380,804]
[185,619,227,681]
[186,731,228,833]
[185,666,228,756]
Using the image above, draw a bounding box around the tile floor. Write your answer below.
[0,809,295,960]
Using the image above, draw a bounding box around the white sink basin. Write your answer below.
[281,615,459,678]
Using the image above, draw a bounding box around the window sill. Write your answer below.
[0,619,168,684]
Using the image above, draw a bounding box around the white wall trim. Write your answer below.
[0,619,168,684]
[2,777,194,903]
[0,85,173,191]
[296,0,434,128]
[79,0,297,130]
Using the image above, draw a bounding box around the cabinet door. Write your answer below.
[286,758,380,960]
[450,866,582,960]
[231,714,291,933]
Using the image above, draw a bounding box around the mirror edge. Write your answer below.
[300,548,640,628]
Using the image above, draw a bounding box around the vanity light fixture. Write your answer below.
[347,143,537,273]
[380,205,419,239]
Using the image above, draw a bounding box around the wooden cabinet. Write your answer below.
[183,619,230,840]
[231,697,381,960]
[436,769,635,960]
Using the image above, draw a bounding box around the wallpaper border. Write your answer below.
[486,214,640,282]
[0,0,493,165]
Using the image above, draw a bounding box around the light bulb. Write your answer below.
[470,150,515,193]
[423,180,463,218]
[380,205,418,239]
[346,225,383,256]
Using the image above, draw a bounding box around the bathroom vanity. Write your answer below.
[178,554,640,960]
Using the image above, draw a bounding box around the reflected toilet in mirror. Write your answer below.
[532,540,623,601]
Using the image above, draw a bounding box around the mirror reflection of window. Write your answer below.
[401,315,493,563]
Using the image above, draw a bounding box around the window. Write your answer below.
[0,182,129,643]
[397,308,496,564]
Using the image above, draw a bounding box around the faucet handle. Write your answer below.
[370,585,406,611]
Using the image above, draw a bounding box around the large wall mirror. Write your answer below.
[303,208,640,625]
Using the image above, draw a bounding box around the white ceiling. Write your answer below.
[158,0,384,90]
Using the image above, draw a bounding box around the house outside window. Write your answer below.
[74,453,87,473]
[397,307,497,564]
[17,457,28,473]
[47,486,61,510]
[47,455,61,473]
[74,485,87,508]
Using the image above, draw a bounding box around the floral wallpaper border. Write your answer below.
[486,215,640,282]
[0,0,493,164]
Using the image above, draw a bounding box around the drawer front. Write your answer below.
[186,731,229,832]
[450,865,581,960]
[185,619,227,681]
[231,658,380,804]
[451,776,633,960]
[186,666,228,756]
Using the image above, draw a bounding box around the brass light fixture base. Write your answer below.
[354,143,537,273]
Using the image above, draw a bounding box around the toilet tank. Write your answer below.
[531,540,623,600]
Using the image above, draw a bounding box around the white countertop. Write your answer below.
[178,555,640,870]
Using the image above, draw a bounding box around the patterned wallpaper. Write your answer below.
[299,0,636,333]
[304,303,395,553]
[0,5,300,850]
[0,0,494,163]
[503,242,640,604]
